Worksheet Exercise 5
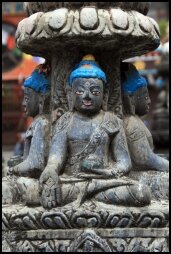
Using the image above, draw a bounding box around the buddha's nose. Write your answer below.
[83,90,91,100]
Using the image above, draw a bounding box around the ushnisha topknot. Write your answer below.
[68,54,107,86]
[121,63,147,95]
[24,65,50,93]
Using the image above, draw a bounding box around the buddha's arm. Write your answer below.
[111,124,132,176]
[13,119,48,176]
[129,133,169,171]
[39,129,68,208]
[44,129,67,174]
[125,119,169,172]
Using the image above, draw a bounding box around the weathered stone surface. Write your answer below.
[136,12,152,33]
[24,2,151,16]
[110,9,128,30]
[3,2,169,253]
[48,8,68,31]
[2,201,169,230]
[2,201,169,251]
[3,236,168,252]
[80,7,98,30]
[130,171,169,201]
[15,8,160,58]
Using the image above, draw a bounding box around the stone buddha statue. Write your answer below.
[39,55,151,209]
[2,66,50,205]
[121,62,169,172]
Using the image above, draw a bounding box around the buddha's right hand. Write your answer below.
[6,166,18,177]
[39,167,61,209]
[6,166,14,176]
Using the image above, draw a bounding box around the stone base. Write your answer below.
[2,200,169,252]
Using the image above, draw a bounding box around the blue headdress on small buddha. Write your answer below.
[24,65,50,93]
[68,54,107,86]
[121,63,147,95]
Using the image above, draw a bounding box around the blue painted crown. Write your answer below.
[121,63,147,94]
[68,54,107,86]
[24,68,50,93]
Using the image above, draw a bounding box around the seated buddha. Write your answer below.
[121,62,169,172]
[39,55,151,209]
[2,65,50,205]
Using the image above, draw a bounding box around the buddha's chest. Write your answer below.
[68,118,96,141]
[67,115,110,162]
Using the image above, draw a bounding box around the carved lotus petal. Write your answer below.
[54,216,67,229]
[151,218,161,227]
[25,12,43,35]
[148,17,160,36]
[80,7,99,30]
[110,216,120,227]
[49,8,68,31]
[136,12,152,33]
[76,217,88,227]
[44,217,56,228]
[110,9,129,30]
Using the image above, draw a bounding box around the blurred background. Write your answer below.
[2,2,169,167]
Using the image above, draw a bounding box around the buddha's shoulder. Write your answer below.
[54,111,73,133]
[123,115,139,128]
[123,115,146,139]
[104,111,123,126]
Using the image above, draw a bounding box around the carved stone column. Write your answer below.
[2,2,169,252]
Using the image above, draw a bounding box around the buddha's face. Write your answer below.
[134,86,151,116]
[22,87,39,117]
[72,78,104,115]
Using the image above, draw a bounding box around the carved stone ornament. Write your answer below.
[2,2,169,252]
[16,3,159,59]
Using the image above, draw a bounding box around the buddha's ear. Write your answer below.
[122,94,135,115]
[102,85,109,111]
[66,84,74,112]
[39,93,50,114]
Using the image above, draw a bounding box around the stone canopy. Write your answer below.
[16,2,160,59]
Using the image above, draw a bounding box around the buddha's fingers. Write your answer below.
[51,201,57,207]
[41,191,48,208]
[55,187,61,205]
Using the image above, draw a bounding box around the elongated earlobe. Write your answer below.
[122,94,135,115]
[67,91,74,112]
[66,84,74,112]
[39,94,50,114]
[102,89,109,111]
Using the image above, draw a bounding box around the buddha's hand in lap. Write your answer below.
[39,167,61,209]
[7,166,19,176]
[79,167,124,178]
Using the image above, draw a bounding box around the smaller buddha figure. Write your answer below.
[2,65,50,205]
[39,55,151,209]
[121,62,169,172]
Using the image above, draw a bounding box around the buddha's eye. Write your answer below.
[145,96,148,100]
[76,90,84,95]
[92,91,100,95]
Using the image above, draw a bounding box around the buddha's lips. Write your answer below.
[82,100,92,106]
